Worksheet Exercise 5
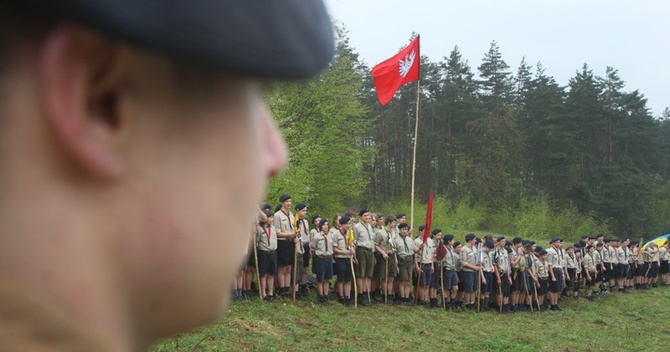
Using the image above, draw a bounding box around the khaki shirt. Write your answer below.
[659,246,669,261]
[494,247,511,274]
[616,247,628,264]
[594,250,603,265]
[296,218,310,244]
[375,228,397,254]
[482,250,494,272]
[533,259,549,279]
[646,247,660,262]
[583,253,597,272]
[273,209,295,241]
[414,237,436,264]
[601,246,611,263]
[459,244,477,272]
[442,245,457,270]
[546,247,560,268]
[353,222,376,250]
[257,224,277,251]
[566,254,578,269]
[396,235,415,258]
[310,231,334,257]
[331,228,350,259]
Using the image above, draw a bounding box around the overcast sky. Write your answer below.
[324,0,668,117]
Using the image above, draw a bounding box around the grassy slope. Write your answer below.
[151,287,670,352]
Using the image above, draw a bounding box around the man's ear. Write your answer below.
[39,24,125,179]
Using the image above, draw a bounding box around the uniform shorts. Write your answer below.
[277,240,295,267]
[355,247,374,278]
[246,250,255,267]
[461,271,477,292]
[397,256,413,282]
[482,271,493,294]
[313,256,333,282]
[538,278,549,296]
[303,243,311,268]
[637,263,647,276]
[374,253,398,279]
[334,257,353,282]
[661,260,669,274]
[443,268,458,289]
[549,269,563,293]
[647,262,659,278]
[419,263,432,287]
[258,250,277,276]
[511,268,523,291]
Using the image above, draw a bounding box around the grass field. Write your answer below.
[151,286,670,352]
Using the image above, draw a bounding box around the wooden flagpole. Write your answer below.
[409,79,421,229]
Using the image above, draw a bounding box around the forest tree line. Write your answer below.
[265,31,670,238]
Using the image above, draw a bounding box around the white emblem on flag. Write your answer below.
[398,49,416,78]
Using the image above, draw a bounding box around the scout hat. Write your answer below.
[13,0,334,79]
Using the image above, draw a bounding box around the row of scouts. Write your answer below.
[240,194,670,312]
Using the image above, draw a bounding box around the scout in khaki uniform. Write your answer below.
[257,211,278,301]
[659,242,670,286]
[565,245,581,300]
[353,209,376,306]
[294,203,311,298]
[441,234,460,311]
[413,229,436,307]
[374,215,399,304]
[583,245,597,301]
[493,236,512,313]
[274,194,297,297]
[546,238,563,311]
[509,237,524,312]
[395,223,415,305]
[481,241,495,311]
[645,242,661,288]
[311,218,334,304]
[428,230,443,308]
[459,233,481,310]
[533,249,550,310]
[332,215,355,305]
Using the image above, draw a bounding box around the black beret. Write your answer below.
[395,213,406,219]
[512,237,522,244]
[550,237,560,244]
[539,249,548,255]
[443,234,454,242]
[431,229,442,236]
[453,241,461,248]
[318,218,328,228]
[573,242,582,248]
[505,247,512,253]
[261,203,272,211]
[596,242,604,247]
[339,216,351,225]
[418,225,426,231]
[528,241,536,246]
[496,236,506,242]
[295,203,306,211]
[485,240,494,249]
[534,246,544,253]
[521,240,530,246]
[359,209,370,216]
[581,235,589,239]
[17,0,335,79]
[604,238,611,243]
[262,210,274,218]
[465,233,476,242]
[588,236,596,240]
[585,245,593,250]
[279,194,292,202]
[398,223,409,230]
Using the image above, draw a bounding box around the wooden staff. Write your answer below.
[440,261,445,308]
[351,251,358,309]
[292,239,298,302]
[253,228,262,300]
[476,243,482,312]
[523,270,533,313]
[414,246,424,304]
[384,254,389,305]
[532,279,540,312]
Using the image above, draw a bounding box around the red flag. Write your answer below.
[371,36,420,106]
[422,189,434,244]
